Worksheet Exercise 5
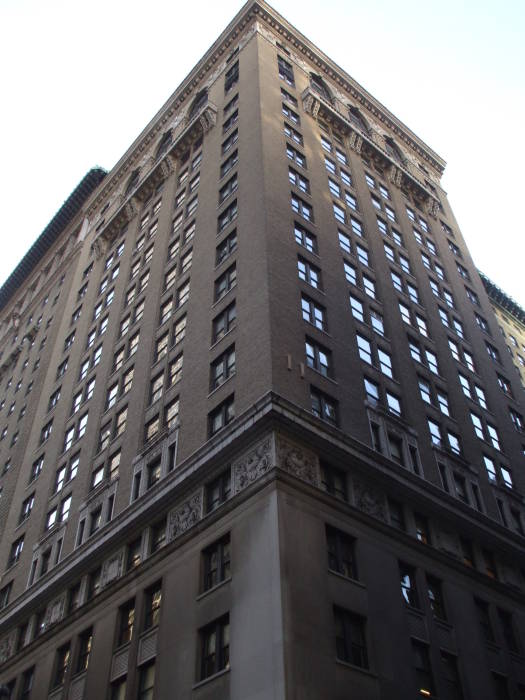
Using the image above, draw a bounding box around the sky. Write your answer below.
[0,0,524,307]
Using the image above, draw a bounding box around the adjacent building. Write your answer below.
[0,2,524,698]
[481,272,525,391]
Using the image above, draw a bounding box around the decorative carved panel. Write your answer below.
[169,491,202,539]
[233,435,274,493]
[101,549,124,588]
[353,478,387,522]
[277,437,318,486]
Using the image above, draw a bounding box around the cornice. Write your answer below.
[251,1,446,176]
[83,1,445,223]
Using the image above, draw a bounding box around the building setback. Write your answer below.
[0,2,524,698]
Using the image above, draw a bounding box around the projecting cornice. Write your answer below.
[251,1,446,177]
[84,1,445,223]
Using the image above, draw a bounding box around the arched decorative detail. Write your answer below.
[188,89,208,122]
[125,169,140,196]
[155,130,173,160]
[348,105,370,134]
[384,136,407,165]
[309,72,333,103]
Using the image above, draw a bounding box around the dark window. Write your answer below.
[400,563,419,607]
[498,609,520,653]
[203,534,231,591]
[138,662,155,700]
[144,582,162,631]
[208,395,235,436]
[200,615,230,680]
[320,463,346,500]
[19,666,34,700]
[475,598,495,643]
[206,470,231,512]
[117,600,135,647]
[334,607,368,668]
[53,643,71,688]
[278,55,294,85]
[326,526,357,579]
[427,576,446,620]
[412,640,434,698]
[440,651,464,700]
[76,628,92,673]
[224,62,239,92]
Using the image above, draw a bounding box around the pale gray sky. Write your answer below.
[1,0,523,306]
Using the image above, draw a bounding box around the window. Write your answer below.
[305,339,332,377]
[326,526,356,579]
[510,408,524,431]
[117,600,135,646]
[216,230,237,266]
[475,598,495,643]
[218,199,238,233]
[214,265,237,302]
[203,535,231,591]
[210,346,235,390]
[349,295,364,322]
[286,144,306,168]
[137,662,155,700]
[291,193,312,221]
[199,615,230,681]
[150,374,163,404]
[278,55,294,85]
[30,455,44,482]
[386,392,401,416]
[294,222,317,253]
[334,608,368,669]
[155,333,169,362]
[301,295,326,331]
[412,640,434,698]
[320,462,346,499]
[212,303,236,343]
[18,493,34,525]
[224,60,238,91]
[288,167,309,193]
[487,423,501,450]
[206,470,231,512]
[297,257,321,290]
[284,123,303,146]
[115,406,127,437]
[221,128,238,154]
[144,582,162,630]
[400,563,419,607]
[52,644,71,688]
[219,173,238,203]
[76,628,92,673]
[209,395,235,436]
[310,386,338,425]
[220,149,238,178]
[427,576,446,619]
[40,420,53,444]
[176,281,190,307]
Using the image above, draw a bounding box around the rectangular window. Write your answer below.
[203,534,231,591]
[218,199,238,232]
[214,265,237,302]
[400,563,419,607]
[212,303,236,344]
[292,194,313,221]
[278,55,294,85]
[117,599,135,647]
[301,295,326,331]
[199,615,230,680]
[143,582,162,630]
[294,222,317,253]
[326,526,356,579]
[334,608,368,669]
[209,395,235,436]
[298,257,322,289]
[286,144,306,168]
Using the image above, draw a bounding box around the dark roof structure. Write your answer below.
[480,271,525,324]
[0,168,106,312]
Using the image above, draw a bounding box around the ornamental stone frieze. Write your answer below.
[353,477,387,522]
[0,628,17,664]
[233,434,275,493]
[43,592,67,628]
[169,491,202,540]
[277,436,318,486]
[101,549,125,588]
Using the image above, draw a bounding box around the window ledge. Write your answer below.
[327,569,365,589]
[208,373,236,399]
[192,666,230,690]
[335,659,376,678]
[196,576,232,602]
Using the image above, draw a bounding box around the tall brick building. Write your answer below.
[0,2,524,698]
